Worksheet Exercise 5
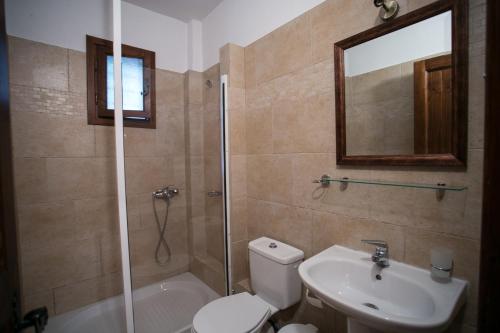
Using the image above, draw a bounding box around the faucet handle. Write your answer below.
[361,240,388,248]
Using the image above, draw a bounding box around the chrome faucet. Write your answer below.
[362,240,389,268]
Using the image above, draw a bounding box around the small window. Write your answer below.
[86,35,156,128]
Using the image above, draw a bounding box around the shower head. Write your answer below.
[205,79,213,88]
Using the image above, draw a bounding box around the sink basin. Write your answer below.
[298,245,467,333]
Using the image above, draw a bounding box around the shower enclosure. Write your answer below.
[6,1,230,332]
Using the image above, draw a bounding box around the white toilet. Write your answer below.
[192,237,318,333]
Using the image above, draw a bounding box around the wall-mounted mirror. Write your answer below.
[334,0,468,166]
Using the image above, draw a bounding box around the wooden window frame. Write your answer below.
[86,35,156,129]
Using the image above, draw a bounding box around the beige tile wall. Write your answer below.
[346,61,414,155]
[227,0,485,332]
[9,36,189,316]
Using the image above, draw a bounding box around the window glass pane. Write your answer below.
[107,55,144,111]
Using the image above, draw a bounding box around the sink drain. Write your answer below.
[363,303,379,310]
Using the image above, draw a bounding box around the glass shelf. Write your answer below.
[313,175,467,192]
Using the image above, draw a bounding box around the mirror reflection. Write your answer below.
[344,11,452,156]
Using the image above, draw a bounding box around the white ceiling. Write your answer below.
[124,0,224,22]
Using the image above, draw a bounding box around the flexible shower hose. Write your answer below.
[152,196,172,266]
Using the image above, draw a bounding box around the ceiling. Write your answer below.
[124,0,224,22]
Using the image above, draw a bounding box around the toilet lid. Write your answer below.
[192,292,270,333]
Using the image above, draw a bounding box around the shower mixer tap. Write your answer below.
[153,186,179,200]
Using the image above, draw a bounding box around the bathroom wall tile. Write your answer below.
[17,201,76,251]
[203,64,220,105]
[131,258,190,290]
[129,223,188,270]
[46,157,117,201]
[220,44,230,76]
[185,70,204,104]
[189,154,205,193]
[123,127,157,157]
[94,126,115,157]
[124,157,169,195]
[244,43,257,89]
[203,104,221,157]
[22,290,55,316]
[9,84,86,117]
[21,238,101,291]
[231,44,246,88]
[404,228,480,325]
[11,111,94,158]
[317,180,373,220]
[247,199,282,240]
[13,157,48,205]
[156,69,185,108]
[8,36,68,91]
[247,154,293,205]
[246,105,272,154]
[231,240,249,284]
[272,98,305,153]
[230,107,246,155]
[228,87,245,110]
[246,79,277,110]
[277,205,314,258]
[204,155,222,193]
[156,111,186,156]
[53,272,123,314]
[350,63,403,105]
[74,196,120,238]
[368,186,421,227]
[99,234,122,274]
[206,217,225,262]
[312,211,406,261]
[142,204,187,233]
[290,94,335,153]
[230,155,247,199]
[191,216,207,257]
[310,0,377,64]
[187,103,204,156]
[254,33,276,84]
[408,0,439,11]
[205,195,222,219]
[190,257,225,296]
[231,197,248,242]
[291,153,336,210]
[273,13,312,78]
[68,50,86,93]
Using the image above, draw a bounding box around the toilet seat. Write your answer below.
[192,292,271,333]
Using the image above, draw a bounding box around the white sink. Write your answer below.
[298,245,467,333]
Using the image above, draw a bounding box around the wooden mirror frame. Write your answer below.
[334,0,468,167]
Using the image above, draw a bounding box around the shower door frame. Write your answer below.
[112,3,232,332]
[220,74,232,295]
[112,0,135,332]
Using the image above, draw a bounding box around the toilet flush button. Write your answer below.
[269,242,277,249]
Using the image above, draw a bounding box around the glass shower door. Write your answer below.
[120,2,226,332]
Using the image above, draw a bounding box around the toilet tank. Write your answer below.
[248,237,304,310]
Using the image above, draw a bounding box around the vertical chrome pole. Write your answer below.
[113,0,135,331]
